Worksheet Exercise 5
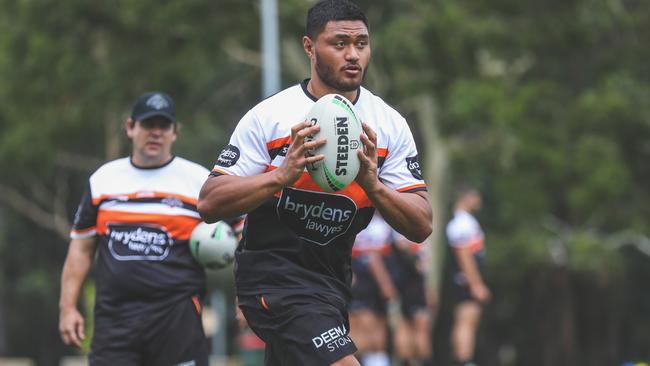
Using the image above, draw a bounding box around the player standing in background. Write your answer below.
[388,230,437,366]
[198,0,433,364]
[58,92,211,365]
[349,213,395,366]
[446,187,490,366]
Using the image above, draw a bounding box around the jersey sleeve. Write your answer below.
[211,109,270,177]
[378,118,427,193]
[446,217,474,248]
[70,182,98,239]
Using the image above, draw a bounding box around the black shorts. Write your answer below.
[452,282,473,303]
[238,292,357,366]
[386,254,427,319]
[349,260,387,315]
[397,273,427,319]
[90,295,209,366]
[451,271,481,304]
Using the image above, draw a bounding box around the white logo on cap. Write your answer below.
[146,94,169,110]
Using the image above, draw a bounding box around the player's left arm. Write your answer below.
[356,122,432,243]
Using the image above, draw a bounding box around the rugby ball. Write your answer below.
[306,94,363,192]
[189,221,237,269]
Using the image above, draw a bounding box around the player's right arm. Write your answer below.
[198,121,325,222]
[59,236,97,348]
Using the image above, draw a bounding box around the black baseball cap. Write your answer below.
[131,91,176,123]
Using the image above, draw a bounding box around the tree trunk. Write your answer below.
[413,94,449,298]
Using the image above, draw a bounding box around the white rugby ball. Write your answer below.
[306,94,363,192]
[189,221,237,269]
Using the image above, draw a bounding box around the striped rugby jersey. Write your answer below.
[446,209,486,285]
[71,156,210,312]
[212,80,427,300]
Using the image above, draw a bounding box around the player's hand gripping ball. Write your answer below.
[305,94,362,192]
[189,221,237,269]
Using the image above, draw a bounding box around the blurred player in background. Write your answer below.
[59,92,211,365]
[388,230,437,366]
[349,214,395,366]
[446,186,490,366]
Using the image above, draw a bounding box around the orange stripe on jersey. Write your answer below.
[95,210,200,240]
[211,167,230,176]
[352,245,392,258]
[260,295,271,311]
[71,226,96,235]
[192,295,202,314]
[92,191,198,206]
[467,237,484,254]
[266,166,372,208]
[408,242,422,254]
[397,183,427,192]
[377,148,388,158]
[267,136,291,150]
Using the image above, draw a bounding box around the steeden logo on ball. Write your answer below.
[306,94,362,192]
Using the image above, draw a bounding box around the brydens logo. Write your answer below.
[312,324,353,352]
[107,224,173,261]
[277,188,356,246]
[216,144,240,167]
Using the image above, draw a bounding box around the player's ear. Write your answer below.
[125,118,135,139]
[171,122,179,143]
[303,36,314,59]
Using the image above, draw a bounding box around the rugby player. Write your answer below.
[199,1,432,365]
[446,186,490,366]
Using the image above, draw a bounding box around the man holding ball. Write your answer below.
[199,1,432,365]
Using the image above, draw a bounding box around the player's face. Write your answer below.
[127,117,177,166]
[311,20,371,92]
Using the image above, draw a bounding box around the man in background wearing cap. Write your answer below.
[58,92,211,365]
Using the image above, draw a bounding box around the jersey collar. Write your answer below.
[300,79,361,105]
[129,155,176,170]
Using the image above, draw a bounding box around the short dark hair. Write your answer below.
[305,0,369,39]
[455,185,479,202]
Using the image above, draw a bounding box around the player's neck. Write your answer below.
[131,153,174,169]
[307,78,358,103]
[455,205,472,213]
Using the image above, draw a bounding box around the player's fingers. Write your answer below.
[62,328,80,348]
[289,121,311,145]
[290,120,312,139]
[305,154,325,164]
[76,321,86,342]
[70,333,82,348]
[60,329,70,345]
[361,122,377,143]
[292,125,320,147]
[359,132,377,157]
[303,137,326,151]
[357,148,371,166]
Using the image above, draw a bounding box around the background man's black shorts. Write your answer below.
[90,295,209,366]
[350,260,387,315]
[397,272,427,319]
[238,291,357,366]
